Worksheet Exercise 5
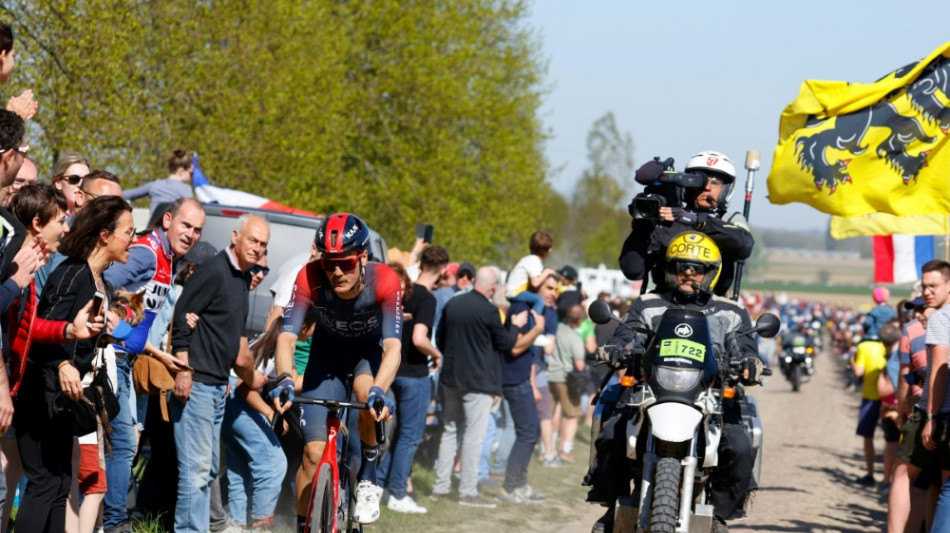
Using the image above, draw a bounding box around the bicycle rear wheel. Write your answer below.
[309,463,335,533]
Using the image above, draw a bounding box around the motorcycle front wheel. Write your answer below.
[792,364,802,392]
[649,457,681,533]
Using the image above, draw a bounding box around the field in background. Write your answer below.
[745,249,915,307]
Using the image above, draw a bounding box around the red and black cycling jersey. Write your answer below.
[281,261,403,344]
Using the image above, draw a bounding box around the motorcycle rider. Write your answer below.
[780,322,816,377]
[618,151,754,297]
[586,231,763,533]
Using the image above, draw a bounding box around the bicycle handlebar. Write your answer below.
[278,394,388,445]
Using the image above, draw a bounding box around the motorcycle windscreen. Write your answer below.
[647,308,718,385]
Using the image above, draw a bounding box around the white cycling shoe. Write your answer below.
[353,480,383,524]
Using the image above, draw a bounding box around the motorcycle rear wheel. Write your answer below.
[649,457,681,533]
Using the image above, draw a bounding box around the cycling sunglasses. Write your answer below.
[668,261,709,275]
[321,254,363,273]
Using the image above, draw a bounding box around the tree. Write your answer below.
[1,0,551,266]
[566,112,634,266]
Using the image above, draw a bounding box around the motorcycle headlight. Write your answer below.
[655,366,702,392]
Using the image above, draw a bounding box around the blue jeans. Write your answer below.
[502,380,540,492]
[933,474,950,533]
[378,376,431,499]
[172,382,227,533]
[223,377,287,525]
[104,355,137,529]
[510,291,545,315]
[491,398,515,476]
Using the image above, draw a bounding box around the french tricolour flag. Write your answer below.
[873,235,934,284]
[192,155,317,216]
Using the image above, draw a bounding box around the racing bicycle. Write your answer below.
[284,383,386,533]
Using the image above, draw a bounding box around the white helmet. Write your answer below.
[685,150,736,211]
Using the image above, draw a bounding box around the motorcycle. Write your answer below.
[588,300,779,533]
[779,332,815,392]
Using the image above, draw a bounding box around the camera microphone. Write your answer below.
[635,159,666,185]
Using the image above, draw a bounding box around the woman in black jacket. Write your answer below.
[14,195,135,533]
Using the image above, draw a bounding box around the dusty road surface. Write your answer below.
[731,345,888,532]
[373,342,886,533]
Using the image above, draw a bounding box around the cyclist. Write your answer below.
[270,213,402,531]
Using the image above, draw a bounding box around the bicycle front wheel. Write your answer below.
[309,463,335,533]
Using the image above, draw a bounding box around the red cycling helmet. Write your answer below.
[316,213,370,255]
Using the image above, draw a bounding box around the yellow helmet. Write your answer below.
[665,232,722,293]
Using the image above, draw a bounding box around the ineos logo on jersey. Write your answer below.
[318,313,379,337]
[674,324,693,337]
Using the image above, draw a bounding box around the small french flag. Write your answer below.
[191,154,317,216]
[873,235,935,284]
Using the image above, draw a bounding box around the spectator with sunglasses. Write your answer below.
[247,256,269,290]
[586,231,762,533]
[35,170,121,297]
[270,212,402,531]
[49,153,90,214]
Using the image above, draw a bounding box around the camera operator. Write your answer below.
[618,150,753,297]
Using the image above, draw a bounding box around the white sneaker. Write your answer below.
[353,480,383,524]
[387,493,428,514]
[533,335,551,347]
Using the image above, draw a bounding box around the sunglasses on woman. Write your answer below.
[56,174,83,185]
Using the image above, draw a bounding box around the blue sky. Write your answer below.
[529,1,950,231]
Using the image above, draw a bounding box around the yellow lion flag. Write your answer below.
[768,41,950,217]
[830,213,948,239]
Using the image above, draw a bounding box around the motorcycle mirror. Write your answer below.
[750,313,781,338]
[588,300,614,325]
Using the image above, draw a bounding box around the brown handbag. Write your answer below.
[131,318,178,422]
[132,355,176,422]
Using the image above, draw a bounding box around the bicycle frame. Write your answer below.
[304,402,351,533]
[297,395,385,533]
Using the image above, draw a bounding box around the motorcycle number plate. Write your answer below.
[658,338,706,362]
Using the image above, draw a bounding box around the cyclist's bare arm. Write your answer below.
[375,338,401,392]
[365,337,401,421]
